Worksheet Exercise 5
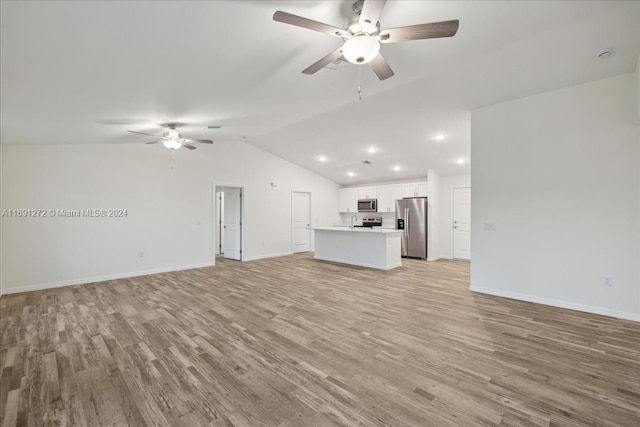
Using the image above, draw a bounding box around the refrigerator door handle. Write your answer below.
[404,208,409,238]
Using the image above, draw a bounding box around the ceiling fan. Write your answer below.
[273,0,459,80]
[127,123,213,150]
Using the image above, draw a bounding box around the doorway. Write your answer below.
[452,187,470,260]
[215,185,243,261]
[292,191,311,253]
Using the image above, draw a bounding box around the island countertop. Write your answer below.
[312,226,403,234]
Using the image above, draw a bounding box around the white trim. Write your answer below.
[427,256,441,262]
[2,262,215,295]
[243,251,293,262]
[470,285,640,322]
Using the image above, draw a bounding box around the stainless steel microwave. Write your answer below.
[357,199,377,212]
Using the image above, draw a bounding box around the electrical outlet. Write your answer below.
[139,251,144,258]
[483,223,496,231]
[602,276,613,287]
[261,241,265,246]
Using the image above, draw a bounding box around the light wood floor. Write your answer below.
[1,254,639,426]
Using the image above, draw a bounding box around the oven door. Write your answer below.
[357,199,377,212]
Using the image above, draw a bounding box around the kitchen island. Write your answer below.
[312,227,403,270]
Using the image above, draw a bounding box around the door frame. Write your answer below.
[451,186,471,260]
[214,183,245,261]
[291,190,312,253]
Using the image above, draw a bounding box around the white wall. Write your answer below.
[438,174,471,259]
[0,141,340,294]
[636,52,640,124]
[471,73,639,321]
[426,170,441,261]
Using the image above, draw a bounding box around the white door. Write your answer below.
[453,187,471,260]
[292,192,310,253]
[223,188,242,260]
[216,191,224,255]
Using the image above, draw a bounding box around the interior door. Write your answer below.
[453,187,471,260]
[216,191,224,255]
[223,188,242,260]
[293,192,310,253]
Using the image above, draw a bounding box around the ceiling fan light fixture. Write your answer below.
[163,139,182,150]
[342,35,379,64]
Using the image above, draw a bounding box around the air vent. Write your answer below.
[362,160,372,165]
[208,125,221,129]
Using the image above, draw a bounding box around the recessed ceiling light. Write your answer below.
[595,48,613,60]
[393,165,400,171]
[456,158,465,164]
[434,133,445,141]
[318,155,327,162]
[367,147,376,154]
[347,171,355,177]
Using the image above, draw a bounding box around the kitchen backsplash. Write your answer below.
[338,212,396,227]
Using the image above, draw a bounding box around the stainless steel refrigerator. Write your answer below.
[395,197,428,259]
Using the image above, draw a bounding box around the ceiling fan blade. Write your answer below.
[359,0,386,26]
[302,47,344,75]
[182,138,213,144]
[369,52,394,80]
[273,11,345,37]
[145,140,163,145]
[379,20,459,43]
[181,143,197,150]
[127,130,162,137]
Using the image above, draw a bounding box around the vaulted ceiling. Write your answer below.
[1,1,638,184]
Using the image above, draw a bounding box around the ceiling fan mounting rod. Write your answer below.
[352,0,364,15]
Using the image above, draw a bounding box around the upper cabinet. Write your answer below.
[338,187,359,213]
[340,181,427,213]
[377,184,402,213]
[357,186,377,200]
[401,182,428,198]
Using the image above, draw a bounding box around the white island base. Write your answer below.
[312,227,403,270]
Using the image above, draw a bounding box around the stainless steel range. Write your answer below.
[354,218,382,228]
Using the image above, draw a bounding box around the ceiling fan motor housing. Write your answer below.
[342,15,380,38]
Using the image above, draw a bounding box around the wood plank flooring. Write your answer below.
[1,254,639,426]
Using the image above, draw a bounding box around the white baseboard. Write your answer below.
[470,285,640,322]
[243,251,294,262]
[2,262,215,295]
[427,256,441,262]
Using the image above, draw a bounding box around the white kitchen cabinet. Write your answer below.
[377,184,402,213]
[357,186,377,200]
[416,182,428,197]
[339,187,359,212]
[401,181,428,198]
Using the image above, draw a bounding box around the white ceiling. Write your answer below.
[1,1,638,185]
